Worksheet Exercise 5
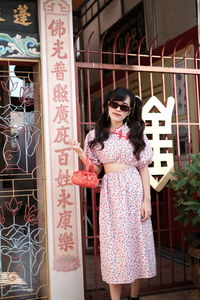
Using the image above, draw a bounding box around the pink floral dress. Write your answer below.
[84,124,156,284]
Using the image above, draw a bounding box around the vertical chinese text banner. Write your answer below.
[43,0,80,272]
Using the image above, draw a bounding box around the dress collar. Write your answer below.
[110,124,129,139]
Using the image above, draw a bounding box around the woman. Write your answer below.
[71,87,156,300]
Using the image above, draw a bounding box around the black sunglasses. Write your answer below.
[109,101,130,112]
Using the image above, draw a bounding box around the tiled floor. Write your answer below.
[140,289,200,300]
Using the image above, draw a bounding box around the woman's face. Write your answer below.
[108,96,131,123]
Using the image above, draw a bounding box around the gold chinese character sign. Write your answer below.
[0,2,39,58]
[13,4,32,26]
[0,8,5,21]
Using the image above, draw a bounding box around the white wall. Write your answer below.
[79,0,197,86]
[81,0,141,85]
[80,0,197,51]
[154,0,197,46]
[100,0,122,34]
[124,0,142,14]
[82,17,100,60]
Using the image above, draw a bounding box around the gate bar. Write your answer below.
[76,62,200,74]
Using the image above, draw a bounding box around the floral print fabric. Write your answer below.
[84,124,156,284]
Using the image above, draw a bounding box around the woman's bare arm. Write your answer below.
[139,165,152,222]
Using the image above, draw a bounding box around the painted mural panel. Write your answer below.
[0,0,39,58]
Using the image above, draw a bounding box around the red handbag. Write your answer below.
[71,157,99,188]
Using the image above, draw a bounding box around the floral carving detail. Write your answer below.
[0,103,41,172]
[1,77,18,95]
[24,205,39,225]
[0,224,46,295]
[0,207,5,224]
[5,197,22,216]
[19,86,35,106]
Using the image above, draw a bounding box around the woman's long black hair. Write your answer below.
[89,87,145,160]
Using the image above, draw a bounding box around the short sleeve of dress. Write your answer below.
[84,130,102,166]
[137,134,153,169]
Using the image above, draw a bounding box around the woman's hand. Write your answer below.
[70,140,84,156]
[141,199,152,222]
[70,140,102,175]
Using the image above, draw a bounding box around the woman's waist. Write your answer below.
[104,162,136,174]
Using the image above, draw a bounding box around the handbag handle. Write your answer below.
[85,156,95,172]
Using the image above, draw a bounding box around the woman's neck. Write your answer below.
[110,122,124,131]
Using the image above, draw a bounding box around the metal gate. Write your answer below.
[0,59,49,300]
[74,31,200,299]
